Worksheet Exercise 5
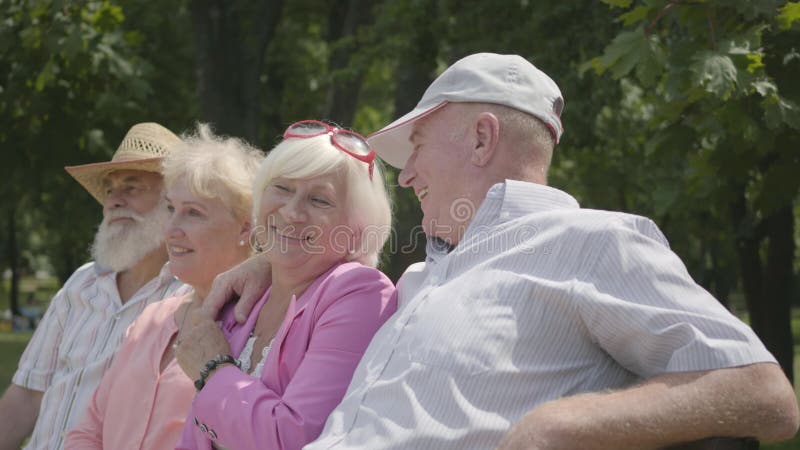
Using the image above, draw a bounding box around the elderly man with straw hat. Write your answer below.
[0,123,188,450]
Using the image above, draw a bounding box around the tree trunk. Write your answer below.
[731,185,794,382]
[761,206,795,381]
[383,1,439,282]
[191,0,284,142]
[322,0,373,126]
[6,206,20,317]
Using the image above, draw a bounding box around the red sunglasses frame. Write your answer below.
[283,120,375,179]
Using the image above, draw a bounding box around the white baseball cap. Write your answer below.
[368,53,564,169]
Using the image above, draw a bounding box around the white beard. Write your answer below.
[90,199,170,272]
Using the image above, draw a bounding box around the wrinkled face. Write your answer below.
[164,179,249,294]
[102,169,164,221]
[91,170,168,272]
[398,106,474,245]
[256,172,351,275]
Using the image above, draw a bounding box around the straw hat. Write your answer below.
[65,122,182,204]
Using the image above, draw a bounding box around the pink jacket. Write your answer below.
[177,262,396,450]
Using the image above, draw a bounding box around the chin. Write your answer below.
[170,264,196,285]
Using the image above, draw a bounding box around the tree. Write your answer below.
[585,0,800,380]
[191,0,284,142]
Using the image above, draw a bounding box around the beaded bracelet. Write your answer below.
[195,354,240,391]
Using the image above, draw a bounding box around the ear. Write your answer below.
[471,112,500,167]
[238,219,253,247]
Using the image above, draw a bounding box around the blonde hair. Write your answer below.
[162,124,264,222]
[252,132,393,268]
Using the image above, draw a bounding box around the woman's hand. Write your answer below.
[202,253,272,323]
[174,298,234,380]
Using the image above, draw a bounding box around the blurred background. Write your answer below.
[1,0,799,447]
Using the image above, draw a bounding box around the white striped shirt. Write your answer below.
[13,261,185,450]
[307,180,775,450]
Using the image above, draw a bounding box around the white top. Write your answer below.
[306,180,776,450]
[14,262,186,450]
[237,333,273,379]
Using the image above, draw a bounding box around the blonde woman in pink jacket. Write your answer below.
[173,120,396,450]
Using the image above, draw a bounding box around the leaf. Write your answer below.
[635,34,665,87]
[763,94,800,130]
[600,0,634,8]
[598,27,648,79]
[689,52,738,99]
[751,79,776,97]
[34,60,58,91]
[745,53,764,73]
[578,56,605,75]
[777,2,800,30]
[619,5,651,26]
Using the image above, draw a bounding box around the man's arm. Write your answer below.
[0,384,43,450]
[202,253,272,323]
[497,362,798,450]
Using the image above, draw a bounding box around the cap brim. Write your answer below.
[367,100,448,169]
[64,157,163,204]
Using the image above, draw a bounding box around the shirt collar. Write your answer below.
[425,180,579,262]
[92,260,175,285]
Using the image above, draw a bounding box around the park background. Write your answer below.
[1,0,799,447]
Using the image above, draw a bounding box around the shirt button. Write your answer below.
[209,429,218,439]
[200,423,208,433]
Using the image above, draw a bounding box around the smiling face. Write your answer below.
[164,179,250,296]
[256,172,351,277]
[398,105,476,245]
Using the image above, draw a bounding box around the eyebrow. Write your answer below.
[166,198,208,209]
[102,175,144,188]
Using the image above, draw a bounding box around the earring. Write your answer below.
[239,240,245,247]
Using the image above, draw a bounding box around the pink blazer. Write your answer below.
[177,261,396,450]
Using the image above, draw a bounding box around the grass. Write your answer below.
[0,331,31,392]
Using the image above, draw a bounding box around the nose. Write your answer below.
[103,189,128,215]
[164,213,185,240]
[279,195,307,223]
[398,152,417,188]
[103,189,127,211]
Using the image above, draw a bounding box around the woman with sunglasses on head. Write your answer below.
[65,125,263,449]
[173,121,397,450]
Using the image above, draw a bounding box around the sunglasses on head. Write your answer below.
[283,120,375,180]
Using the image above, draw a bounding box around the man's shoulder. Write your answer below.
[528,208,664,241]
[61,261,105,287]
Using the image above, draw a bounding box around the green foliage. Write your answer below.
[0,0,196,282]
[601,0,634,8]
[584,0,800,376]
[778,2,800,30]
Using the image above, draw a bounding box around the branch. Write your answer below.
[645,0,681,36]
[706,5,718,51]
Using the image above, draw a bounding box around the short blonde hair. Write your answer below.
[162,124,264,222]
[252,132,393,268]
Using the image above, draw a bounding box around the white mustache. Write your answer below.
[104,208,144,223]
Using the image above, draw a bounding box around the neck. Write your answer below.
[116,246,168,303]
[192,284,210,303]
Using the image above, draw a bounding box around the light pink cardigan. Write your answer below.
[177,261,396,450]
